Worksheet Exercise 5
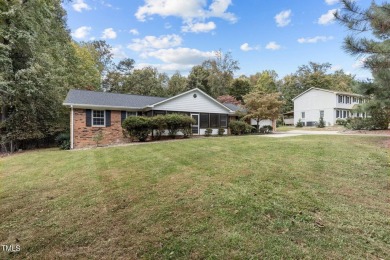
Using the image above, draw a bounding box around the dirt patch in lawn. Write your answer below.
[340,129,390,136]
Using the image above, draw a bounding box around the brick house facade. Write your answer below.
[73,109,130,149]
[64,88,240,149]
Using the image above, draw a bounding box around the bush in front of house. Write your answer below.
[55,132,70,150]
[178,115,196,138]
[260,125,273,134]
[205,128,212,136]
[122,116,151,142]
[336,119,347,126]
[218,128,225,136]
[163,114,195,138]
[229,121,253,135]
[296,119,304,127]
[317,117,325,128]
[149,115,167,140]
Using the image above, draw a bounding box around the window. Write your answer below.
[200,114,209,128]
[220,114,227,127]
[154,110,166,115]
[210,114,219,128]
[353,97,357,103]
[301,112,305,119]
[338,95,343,103]
[336,110,340,118]
[346,96,350,104]
[92,110,105,126]
[127,111,137,117]
[320,110,324,118]
[343,110,347,118]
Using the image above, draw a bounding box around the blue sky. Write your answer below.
[64,0,372,79]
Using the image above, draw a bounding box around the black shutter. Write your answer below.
[86,109,92,127]
[121,111,126,124]
[105,110,111,127]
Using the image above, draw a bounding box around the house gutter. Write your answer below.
[70,105,74,150]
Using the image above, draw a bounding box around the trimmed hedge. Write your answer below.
[122,114,195,141]
[122,116,151,142]
[228,121,253,135]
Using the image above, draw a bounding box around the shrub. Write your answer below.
[345,117,387,130]
[163,114,195,138]
[296,119,304,127]
[260,125,273,134]
[149,115,167,140]
[336,119,347,126]
[55,132,70,150]
[218,128,225,136]
[92,131,104,146]
[317,117,325,128]
[179,115,195,138]
[122,116,151,142]
[205,128,213,136]
[229,121,252,135]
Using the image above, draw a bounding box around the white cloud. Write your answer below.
[352,58,367,69]
[101,28,117,39]
[130,29,139,35]
[71,26,92,39]
[240,43,259,52]
[128,34,183,52]
[72,0,91,12]
[111,45,127,59]
[135,0,237,26]
[275,10,292,27]
[144,48,215,65]
[265,41,281,50]
[325,0,339,5]
[297,36,334,43]
[318,9,337,25]
[182,21,216,33]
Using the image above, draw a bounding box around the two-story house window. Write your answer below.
[301,112,305,119]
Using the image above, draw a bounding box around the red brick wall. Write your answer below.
[72,109,130,149]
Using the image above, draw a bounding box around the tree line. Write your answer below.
[0,0,388,152]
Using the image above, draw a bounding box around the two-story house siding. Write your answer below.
[292,87,366,126]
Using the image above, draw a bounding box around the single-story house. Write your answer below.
[292,87,367,126]
[63,88,241,149]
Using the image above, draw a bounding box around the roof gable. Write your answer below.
[151,88,233,114]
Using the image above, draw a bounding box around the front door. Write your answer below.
[191,114,199,135]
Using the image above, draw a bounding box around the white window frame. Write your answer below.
[301,112,305,119]
[92,110,105,127]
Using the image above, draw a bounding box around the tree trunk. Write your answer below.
[272,119,276,132]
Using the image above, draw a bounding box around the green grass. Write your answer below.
[1,135,389,259]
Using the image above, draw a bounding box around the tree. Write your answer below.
[187,65,211,93]
[253,70,279,93]
[103,58,135,92]
[336,0,390,127]
[229,77,251,102]
[201,50,240,97]
[0,0,77,152]
[243,91,285,131]
[70,42,101,90]
[126,67,168,97]
[167,72,188,96]
[217,95,241,105]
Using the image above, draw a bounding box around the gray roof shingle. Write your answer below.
[223,103,247,113]
[63,89,167,108]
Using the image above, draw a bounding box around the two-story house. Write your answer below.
[292,87,367,126]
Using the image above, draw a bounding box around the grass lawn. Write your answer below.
[1,135,389,259]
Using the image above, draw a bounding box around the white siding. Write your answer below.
[294,89,336,126]
[153,90,230,114]
[250,119,273,127]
